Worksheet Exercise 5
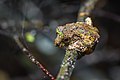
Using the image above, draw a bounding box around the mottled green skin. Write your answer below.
[55,21,100,55]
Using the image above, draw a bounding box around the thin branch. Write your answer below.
[0,20,55,79]
[13,35,55,80]
[56,50,84,80]
[77,0,98,22]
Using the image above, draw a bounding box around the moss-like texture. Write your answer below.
[56,50,78,80]
[55,19,100,55]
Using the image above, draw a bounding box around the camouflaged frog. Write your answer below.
[54,17,100,55]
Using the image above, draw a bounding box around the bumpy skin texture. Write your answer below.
[54,19,100,55]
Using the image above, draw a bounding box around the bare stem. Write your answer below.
[77,0,98,21]
[56,50,84,80]
[13,35,55,80]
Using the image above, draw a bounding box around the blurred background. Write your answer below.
[0,0,120,80]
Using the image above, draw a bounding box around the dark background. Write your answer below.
[0,0,120,80]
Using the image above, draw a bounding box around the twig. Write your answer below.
[77,0,98,22]
[13,35,55,80]
[0,19,55,80]
[56,49,84,80]
[56,50,77,80]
